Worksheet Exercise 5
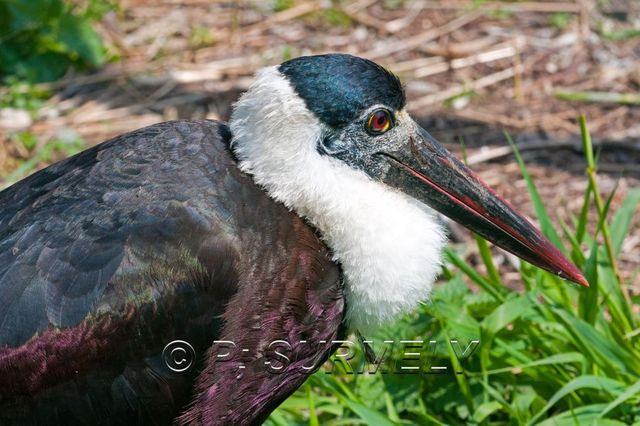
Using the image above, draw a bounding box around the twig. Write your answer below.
[123,9,186,47]
[342,0,387,34]
[420,36,499,59]
[365,10,484,59]
[239,1,321,37]
[577,0,591,40]
[390,56,445,74]
[416,40,524,78]
[346,10,390,34]
[391,39,521,77]
[409,65,523,109]
[451,108,532,130]
[170,53,272,83]
[385,1,424,33]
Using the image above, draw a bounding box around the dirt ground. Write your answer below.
[0,0,638,291]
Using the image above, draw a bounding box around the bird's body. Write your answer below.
[0,54,586,425]
[0,120,344,425]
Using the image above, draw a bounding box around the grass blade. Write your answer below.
[444,248,505,301]
[536,404,627,426]
[444,328,475,413]
[595,179,619,240]
[339,398,397,426]
[599,379,640,419]
[474,234,504,287]
[610,189,640,256]
[306,384,319,426]
[482,294,533,337]
[472,401,502,423]
[552,308,638,377]
[578,241,599,324]
[470,352,586,376]
[575,180,593,244]
[528,376,627,425]
[579,115,623,287]
[558,214,586,266]
[504,131,566,253]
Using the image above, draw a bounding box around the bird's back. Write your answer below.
[0,120,344,425]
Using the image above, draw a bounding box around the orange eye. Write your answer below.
[366,109,392,135]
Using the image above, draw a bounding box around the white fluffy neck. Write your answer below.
[230,67,445,331]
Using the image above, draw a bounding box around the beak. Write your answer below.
[378,126,588,287]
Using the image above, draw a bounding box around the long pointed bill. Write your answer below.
[378,126,588,287]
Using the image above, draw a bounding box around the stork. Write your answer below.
[0,54,586,425]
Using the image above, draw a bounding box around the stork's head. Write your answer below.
[231,54,586,327]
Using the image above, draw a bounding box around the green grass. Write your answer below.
[555,91,640,106]
[188,25,216,49]
[272,0,295,12]
[268,118,640,425]
[0,76,52,111]
[598,27,640,42]
[549,13,571,30]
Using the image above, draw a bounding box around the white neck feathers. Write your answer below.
[230,67,445,331]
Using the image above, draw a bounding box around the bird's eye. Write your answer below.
[366,109,393,135]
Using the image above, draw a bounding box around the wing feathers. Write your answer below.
[0,120,344,425]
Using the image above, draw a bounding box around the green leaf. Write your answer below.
[558,214,585,266]
[265,409,289,426]
[598,262,635,334]
[383,392,400,422]
[578,241,599,325]
[17,51,70,81]
[380,373,422,414]
[339,398,397,426]
[575,180,592,244]
[598,378,640,419]
[528,376,627,425]
[512,389,538,424]
[306,384,319,426]
[478,352,585,376]
[444,248,504,301]
[472,401,502,423]
[57,12,105,66]
[474,234,504,287]
[553,308,638,376]
[443,328,474,413]
[478,381,516,417]
[610,189,640,256]
[1,0,111,83]
[5,0,64,34]
[536,404,627,426]
[482,294,532,337]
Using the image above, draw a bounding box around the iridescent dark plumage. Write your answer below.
[0,120,345,425]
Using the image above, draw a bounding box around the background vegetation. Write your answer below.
[1,1,638,425]
[0,0,114,84]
